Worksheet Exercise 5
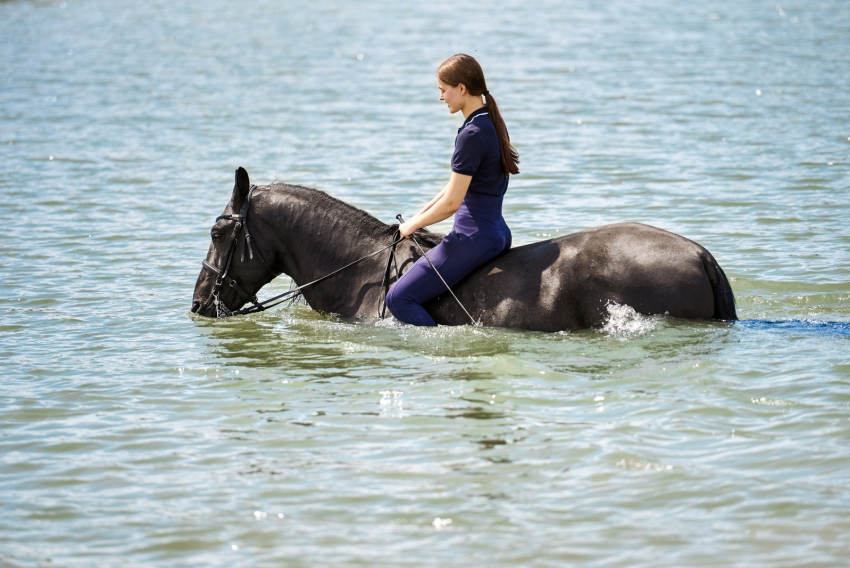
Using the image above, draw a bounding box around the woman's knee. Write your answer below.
[386,285,427,325]
[386,282,416,316]
[385,286,401,317]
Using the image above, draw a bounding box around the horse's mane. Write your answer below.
[265,182,443,246]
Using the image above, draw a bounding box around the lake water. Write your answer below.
[1,0,849,566]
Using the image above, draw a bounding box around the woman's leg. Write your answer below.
[385,256,443,326]
[386,231,507,326]
[386,234,461,326]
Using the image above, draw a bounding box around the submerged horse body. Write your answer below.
[192,168,736,331]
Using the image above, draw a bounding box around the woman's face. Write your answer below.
[437,79,465,114]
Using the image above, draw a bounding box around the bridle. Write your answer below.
[201,185,279,318]
[200,185,407,319]
[199,188,475,324]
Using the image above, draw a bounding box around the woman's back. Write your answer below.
[452,108,509,198]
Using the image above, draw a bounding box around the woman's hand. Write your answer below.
[399,221,417,238]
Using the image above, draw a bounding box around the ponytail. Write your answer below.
[438,54,520,176]
[483,92,520,176]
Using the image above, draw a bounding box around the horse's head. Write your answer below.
[191,167,277,318]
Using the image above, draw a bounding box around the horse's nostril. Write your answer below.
[191,300,200,313]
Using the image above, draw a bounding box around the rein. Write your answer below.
[230,237,406,317]
[201,188,475,324]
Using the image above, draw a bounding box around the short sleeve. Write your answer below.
[451,128,485,176]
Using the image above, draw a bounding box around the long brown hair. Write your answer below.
[437,54,520,176]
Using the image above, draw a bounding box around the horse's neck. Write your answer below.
[262,187,390,290]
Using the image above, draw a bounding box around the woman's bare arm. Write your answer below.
[413,185,448,218]
[399,172,472,237]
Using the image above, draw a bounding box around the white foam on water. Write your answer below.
[599,301,656,339]
[373,315,403,328]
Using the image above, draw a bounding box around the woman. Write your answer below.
[386,54,519,326]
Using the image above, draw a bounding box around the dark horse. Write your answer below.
[191,168,737,331]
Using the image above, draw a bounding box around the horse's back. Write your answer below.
[564,222,717,324]
[430,222,719,331]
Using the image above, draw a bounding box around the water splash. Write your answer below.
[599,301,656,339]
[374,315,403,328]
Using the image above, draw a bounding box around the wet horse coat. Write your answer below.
[192,168,737,331]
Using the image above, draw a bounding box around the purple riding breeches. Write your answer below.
[386,216,511,326]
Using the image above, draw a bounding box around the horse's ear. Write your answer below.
[232,167,250,210]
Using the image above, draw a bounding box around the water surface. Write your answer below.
[1,0,849,566]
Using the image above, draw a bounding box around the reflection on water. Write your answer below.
[200,305,521,367]
[199,304,741,382]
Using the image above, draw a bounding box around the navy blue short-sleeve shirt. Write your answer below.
[451,108,509,198]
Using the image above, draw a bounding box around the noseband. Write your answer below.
[201,185,279,318]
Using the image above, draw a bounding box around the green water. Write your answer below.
[1,0,848,566]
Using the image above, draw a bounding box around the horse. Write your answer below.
[191,168,737,332]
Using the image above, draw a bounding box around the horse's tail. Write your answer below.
[701,252,737,321]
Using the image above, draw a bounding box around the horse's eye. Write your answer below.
[211,231,221,241]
